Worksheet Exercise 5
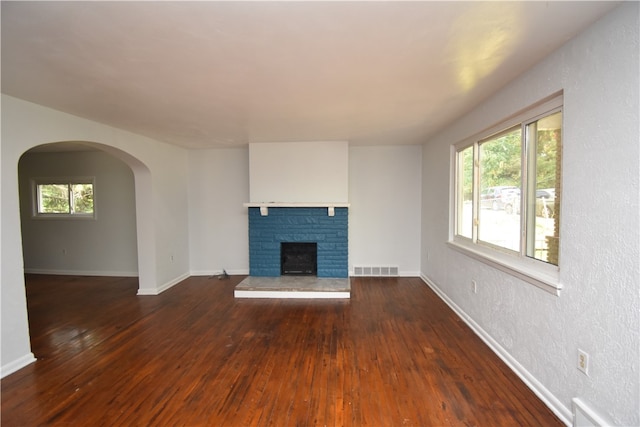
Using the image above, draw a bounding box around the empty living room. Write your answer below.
[1,2,638,426]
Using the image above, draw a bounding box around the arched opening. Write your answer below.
[15,140,157,362]
[17,141,155,292]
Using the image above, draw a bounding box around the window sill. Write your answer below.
[32,214,96,220]
[447,240,562,296]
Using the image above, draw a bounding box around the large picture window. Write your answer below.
[32,178,95,218]
[452,95,562,291]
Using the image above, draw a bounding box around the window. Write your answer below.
[477,126,522,253]
[451,95,562,292]
[33,178,95,218]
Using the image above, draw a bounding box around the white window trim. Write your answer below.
[447,240,561,295]
[449,93,562,295]
[31,177,97,220]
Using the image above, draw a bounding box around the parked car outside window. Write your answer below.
[480,186,519,211]
[536,189,555,199]
[509,188,556,218]
[536,189,556,217]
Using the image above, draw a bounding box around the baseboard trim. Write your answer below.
[572,397,614,427]
[138,272,190,295]
[401,271,422,277]
[24,268,138,277]
[1,353,36,379]
[420,273,572,426]
[189,269,249,276]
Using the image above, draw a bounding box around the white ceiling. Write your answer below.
[1,1,619,149]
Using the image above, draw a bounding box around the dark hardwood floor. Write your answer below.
[2,274,563,426]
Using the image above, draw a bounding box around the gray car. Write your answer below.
[480,186,519,211]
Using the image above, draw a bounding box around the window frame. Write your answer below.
[449,94,563,295]
[31,177,97,220]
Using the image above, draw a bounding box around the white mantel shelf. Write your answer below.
[243,202,350,216]
[243,202,350,208]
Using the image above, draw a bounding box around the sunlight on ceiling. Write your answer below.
[450,2,523,93]
[1,2,619,149]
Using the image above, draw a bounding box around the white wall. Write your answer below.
[349,145,422,276]
[18,151,138,276]
[188,144,422,277]
[249,141,349,203]
[1,95,190,376]
[188,148,250,275]
[421,3,639,425]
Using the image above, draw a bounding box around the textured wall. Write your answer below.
[248,207,348,277]
[421,4,639,425]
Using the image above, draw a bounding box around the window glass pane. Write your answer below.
[71,183,94,214]
[478,127,521,251]
[38,184,70,213]
[456,146,473,238]
[526,111,562,264]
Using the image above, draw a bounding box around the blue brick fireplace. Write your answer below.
[248,207,348,278]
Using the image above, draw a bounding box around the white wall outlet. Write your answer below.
[578,349,590,375]
[471,280,477,294]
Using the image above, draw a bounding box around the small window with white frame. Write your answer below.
[32,177,96,219]
[451,94,562,293]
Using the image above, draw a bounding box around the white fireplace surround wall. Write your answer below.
[248,141,349,204]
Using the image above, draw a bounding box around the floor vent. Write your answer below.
[353,266,399,277]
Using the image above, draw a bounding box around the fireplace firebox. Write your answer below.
[281,242,317,276]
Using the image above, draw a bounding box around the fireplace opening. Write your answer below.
[281,242,317,276]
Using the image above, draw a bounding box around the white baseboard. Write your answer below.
[24,268,138,277]
[189,269,249,276]
[1,353,36,379]
[572,397,614,427]
[402,271,421,277]
[420,273,572,426]
[137,272,190,295]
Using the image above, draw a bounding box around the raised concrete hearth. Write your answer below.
[234,276,350,299]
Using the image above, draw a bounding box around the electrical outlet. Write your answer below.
[578,349,590,375]
[471,280,477,294]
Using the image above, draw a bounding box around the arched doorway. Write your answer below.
[17,141,155,292]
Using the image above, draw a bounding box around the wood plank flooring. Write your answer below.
[1,274,563,426]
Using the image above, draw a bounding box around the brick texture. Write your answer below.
[248,207,348,277]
